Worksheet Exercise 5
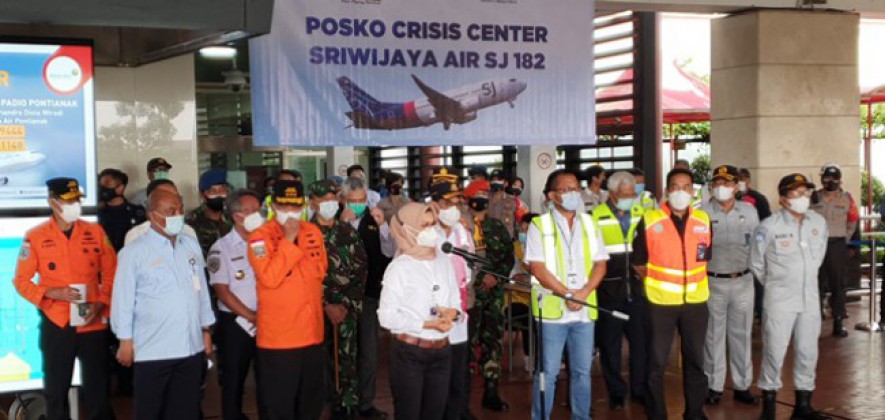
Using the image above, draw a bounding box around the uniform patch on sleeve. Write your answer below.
[18,241,30,260]
[756,232,766,243]
[207,256,221,274]
[250,240,267,258]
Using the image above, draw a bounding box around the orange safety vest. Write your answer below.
[643,204,711,305]
[248,220,328,349]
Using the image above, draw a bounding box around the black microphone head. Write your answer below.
[441,242,453,253]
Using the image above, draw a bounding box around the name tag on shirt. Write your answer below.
[192,274,201,292]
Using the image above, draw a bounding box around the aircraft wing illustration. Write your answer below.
[411,74,464,128]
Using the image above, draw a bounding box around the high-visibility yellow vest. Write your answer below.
[642,205,711,305]
[639,191,656,211]
[591,202,645,255]
[530,212,599,320]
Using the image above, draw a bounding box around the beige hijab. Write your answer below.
[391,202,436,261]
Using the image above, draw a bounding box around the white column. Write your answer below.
[326,146,354,178]
[517,145,557,213]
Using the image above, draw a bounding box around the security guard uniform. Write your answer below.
[208,229,261,420]
[700,176,759,402]
[632,202,711,420]
[750,174,829,420]
[810,164,858,337]
[13,178,117,420]
[591,200,649,407]
[248,180,329,420]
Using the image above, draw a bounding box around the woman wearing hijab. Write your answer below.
[378,203,462,420]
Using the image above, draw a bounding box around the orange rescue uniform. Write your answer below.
[13,220,117,332]
[248,220,328,349]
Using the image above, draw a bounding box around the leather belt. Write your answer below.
[709,270,750,279]
[394,333,449,349]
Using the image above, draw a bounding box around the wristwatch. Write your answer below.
[564,292,575,300]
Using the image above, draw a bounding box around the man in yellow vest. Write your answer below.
[591,170,650,410]
[632,168,711,420]
[526,169,608,420]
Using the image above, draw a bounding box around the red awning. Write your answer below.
[862,85,885,104]
[596,60,710,127]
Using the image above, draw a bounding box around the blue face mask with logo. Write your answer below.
[347,202,367,218]
[615,197,634,212]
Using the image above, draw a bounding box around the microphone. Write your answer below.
[441,242,492,266]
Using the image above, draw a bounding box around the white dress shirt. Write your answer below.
[348,214,397,258]
[207,229,257,312]
[378,253,461,340]
[524,210,609,324]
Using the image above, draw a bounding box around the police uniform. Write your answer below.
[810,165,859,336]
[208,229,260,420]
[13,178,116,420]
[309,180,368,417]
[591,200,650,407]
[248,180,329,420]
[700,166,760,403]
[632,201,711,420]
[750,174,830,420]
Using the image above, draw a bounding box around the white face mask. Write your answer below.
[787,196,810,214]
[242,211,264,232]
[57,201,81,223]
[560,191,582,212]
[737,181,748,193]
[413,226,439,248]
[668,190,693,211]
[275,209,303,224]
[162,214,185,236]
[438,206,461,227]
[318,201,339,220]
[713,185,735,203]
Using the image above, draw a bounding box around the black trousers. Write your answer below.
[646,303,709,420]
[133,352,205,420]
[256,344,325,420]
[819,238,848,319]
[358,296,381,412]
[389,339,452,420]
[444,342,470,420]
[39,317,113,420]
[217,312,260,420]
[597,295,650,401]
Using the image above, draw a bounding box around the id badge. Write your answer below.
[696,243,708,262]
[567,273,578,288]
[192,275,201,292]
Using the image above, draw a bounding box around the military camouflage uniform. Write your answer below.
[488,192,517,240]
[185,204,232,258]
[315,217,368,415]
[466,215,514,380]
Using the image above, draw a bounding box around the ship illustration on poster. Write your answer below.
[337,74,527,131]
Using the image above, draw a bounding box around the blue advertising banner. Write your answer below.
[0,42,96,209]
[250,0,595,147]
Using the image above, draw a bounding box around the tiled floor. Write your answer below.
[46,296,885,419]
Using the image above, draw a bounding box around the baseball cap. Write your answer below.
[778,173,815,196]
[46,177,83,200]
[147,157,172,172]
[272,180,305,205]
[711,165,739,182]
[429,169,462,201]
[820,164,842,180]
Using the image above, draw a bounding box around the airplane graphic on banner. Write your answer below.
[337,75,527,131]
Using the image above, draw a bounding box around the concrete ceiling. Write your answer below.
[598,0,885,17]
[0,0,273,67]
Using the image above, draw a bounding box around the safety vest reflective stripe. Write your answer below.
[530,212,599,320]
[605,243,633,254]
[642,207,711,305]
[647,263,706,277]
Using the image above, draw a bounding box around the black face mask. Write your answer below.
[469,197,489,212]
[824,181,840,192]
[99,186,119,202]
[508,187,522,197]
[490,182,505,192]
[206,196,226,211]
[389,184,402,196]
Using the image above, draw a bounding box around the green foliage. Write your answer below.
[664,121,710,140]
[861,170,885,208]
[691,153,712,185]
[860,104,885,139]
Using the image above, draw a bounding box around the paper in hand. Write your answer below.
[236,316,257,337]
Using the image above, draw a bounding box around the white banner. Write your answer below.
[250,0,595,147]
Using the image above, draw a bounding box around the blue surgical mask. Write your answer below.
[518,232,527,244]
[635,183,645,196]
[561,191,582,212]
[615,197,634,212]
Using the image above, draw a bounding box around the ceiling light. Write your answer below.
[199,46,237,59]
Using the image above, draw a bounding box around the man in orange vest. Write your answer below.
[14,177,117,420]
[248,180,329,420]
[632,168,712,420]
